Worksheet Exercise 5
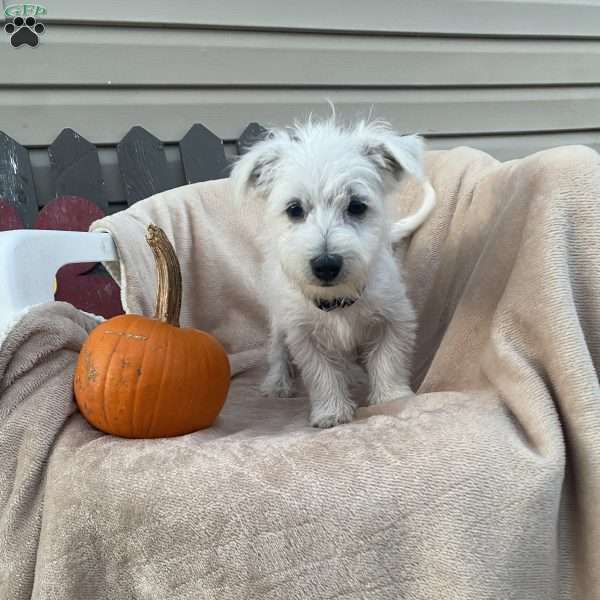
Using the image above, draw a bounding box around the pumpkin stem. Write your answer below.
[145,224,182,327]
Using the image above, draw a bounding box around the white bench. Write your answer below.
[0,230,117,331]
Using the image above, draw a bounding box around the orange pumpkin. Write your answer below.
[74,224,230,438]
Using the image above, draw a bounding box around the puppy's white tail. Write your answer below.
[391,180,436,243]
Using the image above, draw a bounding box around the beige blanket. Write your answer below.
[1,145,599,599]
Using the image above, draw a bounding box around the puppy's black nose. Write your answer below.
[310,254,343,283]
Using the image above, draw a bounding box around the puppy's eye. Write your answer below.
[347,197,368,217]
[286,201,305,221]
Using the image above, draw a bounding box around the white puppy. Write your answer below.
[231,117,435,428]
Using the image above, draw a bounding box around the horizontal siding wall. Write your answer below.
[39,0,600,37]
[1,0,599,205]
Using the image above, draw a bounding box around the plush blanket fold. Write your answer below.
[1,145,599,599]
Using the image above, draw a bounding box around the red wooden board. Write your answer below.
[35,195,104,275]
[54,271,123,319]
[34,195,123,319]
[0,199,24,230]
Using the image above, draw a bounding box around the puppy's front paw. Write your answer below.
[368,385,414,406]
[310,404,355,429]
[261,373,294,398]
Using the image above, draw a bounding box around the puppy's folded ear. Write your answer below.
[230,130,287,200]
[360,123,425,182]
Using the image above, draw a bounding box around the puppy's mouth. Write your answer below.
[304,279,363,301]
[314,295,359,312]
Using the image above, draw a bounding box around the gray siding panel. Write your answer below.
[430,131,600,161]
[3,28,600,87]
[43,0,600,38]
[2,88,600,147]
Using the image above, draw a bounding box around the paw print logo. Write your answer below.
[4,16,45,48]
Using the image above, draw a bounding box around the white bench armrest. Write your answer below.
[0,230,118,328]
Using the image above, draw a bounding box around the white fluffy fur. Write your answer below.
[231,116,435,428]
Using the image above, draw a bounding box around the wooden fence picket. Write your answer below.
[49,128,107,212]
[43,128,122,318]
[180,123,229,183]
[237,122,268,155]
[117,126,171,205]
[0,131,38,228]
